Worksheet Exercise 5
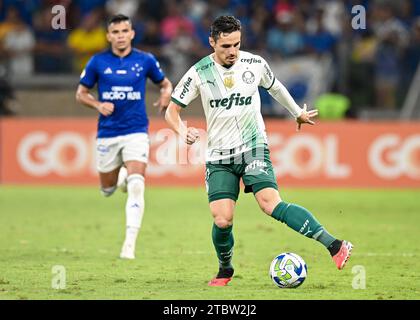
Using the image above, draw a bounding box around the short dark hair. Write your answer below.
[107,14,131,27]
[210,15,241,41]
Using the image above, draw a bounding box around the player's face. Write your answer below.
[107,21,135,51]
[209,31,241,66]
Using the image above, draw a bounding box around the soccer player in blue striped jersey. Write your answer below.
[76,14,173,259]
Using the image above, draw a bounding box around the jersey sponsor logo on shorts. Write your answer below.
[242,71,255,84]
[209,93,252,110]
[97,144,110,153]
[179,77,193,99]
[244,160,267,173]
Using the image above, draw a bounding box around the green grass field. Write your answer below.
[0,186,419,300]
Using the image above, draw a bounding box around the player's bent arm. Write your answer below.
[266,79,303,118]
[76,84,100,110]
[154,77,173,112]
[165,102,199,145]
[165,101,187,137]
[75,84,114,116]
[158,77,173,97]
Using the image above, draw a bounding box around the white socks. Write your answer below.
[117,166,128,192]
[124,174,145,246]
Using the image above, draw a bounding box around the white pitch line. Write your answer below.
[352,252,417,257]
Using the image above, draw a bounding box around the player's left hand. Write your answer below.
[185,127,200,145]
[296,104,318,131]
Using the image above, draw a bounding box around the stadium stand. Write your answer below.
[0,0,419,118]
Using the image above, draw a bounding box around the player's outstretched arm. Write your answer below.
[165,101,199,145]
[75,84,114,116]
[266,79,318,131]
[153,77,173,114]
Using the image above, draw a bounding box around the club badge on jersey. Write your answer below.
[224,76,235,89]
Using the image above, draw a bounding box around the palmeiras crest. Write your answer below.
[242,70,255,84]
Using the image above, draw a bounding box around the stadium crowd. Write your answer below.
[0,0,419,115]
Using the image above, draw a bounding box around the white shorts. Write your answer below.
[96,132,149,173]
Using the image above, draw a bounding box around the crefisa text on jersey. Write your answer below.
[162,303,257,317]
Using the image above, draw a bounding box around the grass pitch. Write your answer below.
[0,186,419,300]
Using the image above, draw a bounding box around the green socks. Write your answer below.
[212,223,234,269]
[211,201,338,268]
[271,201,337,249]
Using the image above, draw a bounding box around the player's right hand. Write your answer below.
[97,102,114,116]
[185,127,200,145]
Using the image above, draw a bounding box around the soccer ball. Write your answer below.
[269,252,307,288]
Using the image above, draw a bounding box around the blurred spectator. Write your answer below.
[72,0,107,18]
[296,0,315,20]
[1,10,35,76]
[33,7,71,73]
[137,18,161,53]
[193,11,213,50]
[105,0,139,19]
[348,30,377,109]
[136,17,172,73]
[163,23,204,81]
[0,6,20,42]
[398,0,417,28]
[139,0,166,22]
[160,1,195,43]
[273,0,294,16]
[67,9,107,72]
[320,0,345,36]
[304,7,337,55]
[184,0,208,23]
[0,67,18,116]
[373,3,409,109]
[232,3,251,29]
[266,11,304,57]
[400,17,420,103]
[245,4,271,51]
[210,0,233,17]
[0,0,41,26]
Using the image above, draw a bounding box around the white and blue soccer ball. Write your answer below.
[269,252,307,288]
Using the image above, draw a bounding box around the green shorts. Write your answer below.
[205,145,278,202]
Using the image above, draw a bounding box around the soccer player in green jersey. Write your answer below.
[165,15,353,286]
